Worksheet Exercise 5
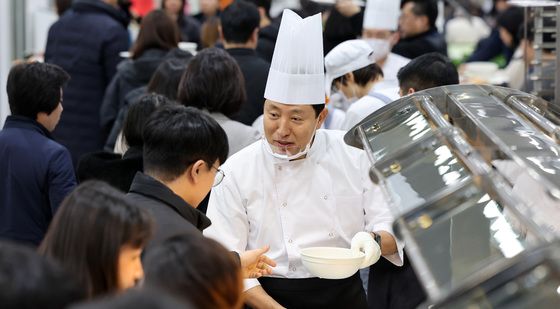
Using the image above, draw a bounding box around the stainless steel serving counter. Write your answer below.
[345,85,560,308]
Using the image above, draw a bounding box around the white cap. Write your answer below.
[363,0,400,31]
[324,39,375,97]
[264,9,325,105]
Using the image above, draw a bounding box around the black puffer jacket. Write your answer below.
[45,0,130,165]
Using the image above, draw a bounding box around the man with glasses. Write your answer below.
[125,105,275,277]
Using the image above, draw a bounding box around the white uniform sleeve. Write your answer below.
[361,154,404,266]
[203,170,260,291]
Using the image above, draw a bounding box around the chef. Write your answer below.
[204,9,402,309]
[362,0,410,92]
[324,39,389,130]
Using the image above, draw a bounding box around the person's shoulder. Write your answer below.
[319,129,364,158]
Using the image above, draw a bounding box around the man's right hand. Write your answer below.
[245,286,286,309]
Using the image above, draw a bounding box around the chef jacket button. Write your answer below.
[288,239,293,244]
[277,166,282,171]
[328,232,334,238]
[282,202,287,207]
[323,195,328,200]
[291,266,296,272]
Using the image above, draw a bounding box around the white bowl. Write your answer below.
[300,247,365,279]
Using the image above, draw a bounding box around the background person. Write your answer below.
[0,62,75,247]
[39,181,153,299]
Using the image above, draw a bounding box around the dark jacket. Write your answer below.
[100,48,170,141]
[104,86,147,151]
[76,146,143,192]
[45,0,130,166]
[467,29,513,64]
[126,173,211,251]
[256,18,281,63]
[392,28,448,59]
[323,8,363,54]
[227,48,270,125]
[0,116,76,246]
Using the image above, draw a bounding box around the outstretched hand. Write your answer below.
[240,245,277,278]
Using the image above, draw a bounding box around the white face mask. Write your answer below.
[264,118,320,161]
[364,38,391,61]
[338,84,358,109]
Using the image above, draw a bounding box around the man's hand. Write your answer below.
[351,231,381,268]
[240,245,277,278]
[336,0,361,17]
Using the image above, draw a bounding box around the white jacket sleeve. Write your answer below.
[361,154,404,266]
[203,169,260,291]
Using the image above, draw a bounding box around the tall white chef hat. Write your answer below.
[363,0,400,31]
[264,9,325,105]
[324,39,375,97]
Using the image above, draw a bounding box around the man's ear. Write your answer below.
[189,160,207,184]
[407,88,415,95]
[317,107,329,129]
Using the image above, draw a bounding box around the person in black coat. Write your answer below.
[100,9,181,144]
[392,0,447,59]
[243,0,280,63]
[323,0,363,54]
[220,1,270,126]
[45,0,131,166]
[0,62,76,246]
[78,94,175,192]
[103,48,193,151]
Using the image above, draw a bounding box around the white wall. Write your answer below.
[0,0,12,127]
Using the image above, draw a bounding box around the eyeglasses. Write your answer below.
[211,165,225,187]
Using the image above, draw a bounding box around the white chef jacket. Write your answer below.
[204,130,404,291]
[341,96,387,131]
[375,53,410,91]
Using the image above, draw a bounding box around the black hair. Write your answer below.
[0,241,85,309]
[143,234,243,309]
[397,52,458,93]
[6,62,70,119]
[496,7,525,49]
[221,1,260,44]
[243,0,271,19]
[312,104,325,118]
[123,93,175,149]
[332,63,384,88]
[401,0,438,28]
[142,105,229,182]
[177,48,246,117]
[39,181,153,298]
[147,57,191,100]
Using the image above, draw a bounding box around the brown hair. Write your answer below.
[200,16,221,48]
[39,181,153,298]
[144,234,243,309]
[130,10,180,59]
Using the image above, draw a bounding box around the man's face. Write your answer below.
[263,100,325,155]
[399,2,428,38]
[37,89,64,132]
